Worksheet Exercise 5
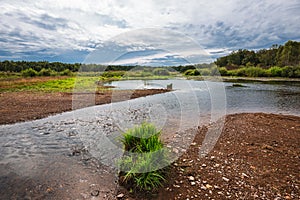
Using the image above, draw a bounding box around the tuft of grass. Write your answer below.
[119,123,168,191]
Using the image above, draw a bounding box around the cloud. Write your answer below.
[0,0,299,63]
[83,28,212,65]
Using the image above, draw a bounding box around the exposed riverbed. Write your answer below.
[0,79,299,199]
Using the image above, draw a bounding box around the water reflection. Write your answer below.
[106,79,300,116]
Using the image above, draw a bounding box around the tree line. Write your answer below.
[0,61,81,72]
[1,40,299,78]
[215,40,300,68]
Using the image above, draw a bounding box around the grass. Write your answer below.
[0,76,111,93]
[119,123,168,192]
[98,70,179,82]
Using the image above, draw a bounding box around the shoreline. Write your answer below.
[1,112,299,199]
[121,112,300,199]
[187,76,300,83]
[0,89,171,125]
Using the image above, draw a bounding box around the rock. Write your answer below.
[222,177,230,182]
[214,185,221,190]
[117,193,124,198]
[205,184,213,189]
[241,173,249,178]
[191,142,197,146]
[202,164,207,167]
[191,182,196,186]
[200,185,207,190]
[188,176,195,181]
[173,148,179,154]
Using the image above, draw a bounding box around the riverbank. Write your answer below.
[187,76,300,83]
[0,113,299,199]
[120,113,300,200]
[0,89,170,124]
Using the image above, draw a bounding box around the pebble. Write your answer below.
[241,173,249,178]
[214,185,221,190]
[222,177,230,182]
[191,182,196,186]
[202,164,207,167]
[188,176,195,181]
[200,185,207,190]
[173,148,179,154]
[117,193,124,198]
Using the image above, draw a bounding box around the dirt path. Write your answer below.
[0,89,170,125]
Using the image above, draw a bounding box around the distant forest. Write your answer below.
[0,40,299,77]
[215,40,300,68]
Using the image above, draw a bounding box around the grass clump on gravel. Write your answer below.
[119,123,168,192]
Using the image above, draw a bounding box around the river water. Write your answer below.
[105,79,300,116]
[0,79,299,198]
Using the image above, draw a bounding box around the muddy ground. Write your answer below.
[118,113,300,200]
[0,89,170,125]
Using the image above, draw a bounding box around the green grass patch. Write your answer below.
[0,76,110,93]
[118,123,168,192]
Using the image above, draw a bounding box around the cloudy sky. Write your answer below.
[1,0,300,65]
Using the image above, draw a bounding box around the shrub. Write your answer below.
[281,66,294,78]
[140,71,153,77]
[219,67,228,76]
[184,69,200,76]
[153,68,170,76]
[119,123,168,191]
[60,69,73,76]
[267,66,282,77]
[234,68,246,76]
[101,71,125,78]
[38,68,57,76]
[199,68,210,76]
[294,67,300,78]
[21,68,38,77]
[244,67,265,77]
